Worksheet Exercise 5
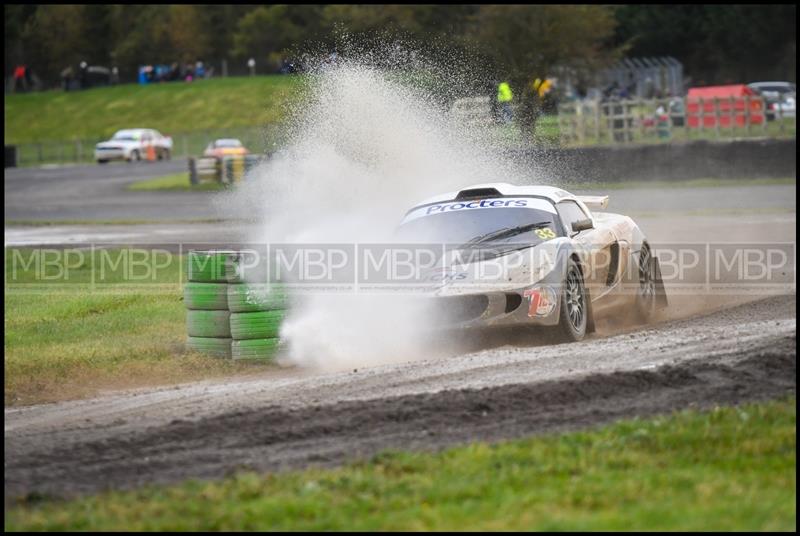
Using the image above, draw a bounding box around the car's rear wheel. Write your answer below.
[96,159,108,164]
[554,257,588,342]
[635,244,657,322]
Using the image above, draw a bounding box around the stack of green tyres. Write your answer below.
[226,252,287,361]
[184,250,287,361]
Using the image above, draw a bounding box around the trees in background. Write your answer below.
[613,5,796,86]
[467,5,619,136]
[4,4,796,91]
[232,5,307,70]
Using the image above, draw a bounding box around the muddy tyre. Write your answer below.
[553,257,588,343]
[187,250,238,283]
[232,338,281,361]
[227,284,288,313]
[186,310,231,338]
[187,336,232,358]
[634,244,657,322]
[184,283,229,310]
[229,310,285,340]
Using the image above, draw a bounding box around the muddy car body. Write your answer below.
[396,183,667,341]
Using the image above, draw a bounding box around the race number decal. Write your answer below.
[534,227,556,240]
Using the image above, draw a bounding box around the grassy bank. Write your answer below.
[5,218,231,226]
[6,397,795,531]
[4,76,302,144]
[4,247,255,405]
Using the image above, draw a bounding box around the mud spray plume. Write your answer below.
[219,41,536,370]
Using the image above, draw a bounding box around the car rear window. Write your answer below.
[112,131,140,141]
[215,139,242,148]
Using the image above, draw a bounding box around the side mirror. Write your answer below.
[571,218,594,233]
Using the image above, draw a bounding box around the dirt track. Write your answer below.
[5,294,795,501]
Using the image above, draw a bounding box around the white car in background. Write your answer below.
[94,128,173,164]
[774,93,796,119]
[747,82,797,120]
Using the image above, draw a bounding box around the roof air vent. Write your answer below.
[455,187,502,200]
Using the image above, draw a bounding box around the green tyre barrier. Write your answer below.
[184,283,229,310]
[187,250,238,283]
[187,337,232,358]
[229,310,285,340]
[187,310,231,338]
[227,283,288,312]
[232,338,281,361]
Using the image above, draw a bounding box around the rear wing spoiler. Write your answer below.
[576,195,609,210]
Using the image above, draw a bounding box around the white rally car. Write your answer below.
[95,128,173,164]
[394,183,667,342]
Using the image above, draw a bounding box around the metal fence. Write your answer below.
[10,125,286,167]
[557,96,796,146]
[598,57,684,100]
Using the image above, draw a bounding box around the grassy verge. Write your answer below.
[126,172,226,192]
[4,247,257,406]
[5,218,231,226]
[5,397,795,531]
[4,76,303,144]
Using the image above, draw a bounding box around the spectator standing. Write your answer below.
[497,81,514,123]
[13,65,28,92]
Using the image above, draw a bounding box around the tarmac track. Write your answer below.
[4,160,213,222]
[4,160,797,244]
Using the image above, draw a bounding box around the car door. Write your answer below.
[556,200,619,295]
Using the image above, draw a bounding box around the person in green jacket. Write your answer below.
[497,81,514,123]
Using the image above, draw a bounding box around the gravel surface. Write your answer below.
[4,294,795,500]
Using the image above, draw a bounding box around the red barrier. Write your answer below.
[686,85,764,128]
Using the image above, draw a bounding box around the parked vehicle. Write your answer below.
[95,129,173,163]
[773,92,796,119]
[747,82,797,120]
